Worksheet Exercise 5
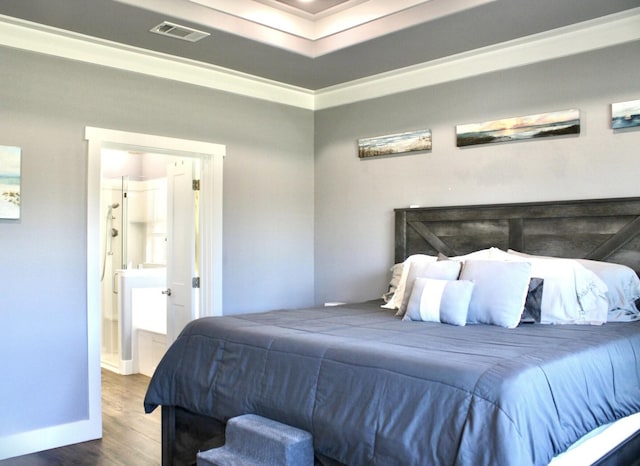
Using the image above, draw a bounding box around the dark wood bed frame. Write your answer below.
[161,196,640,466]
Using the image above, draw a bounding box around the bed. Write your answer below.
[144,197,640,466]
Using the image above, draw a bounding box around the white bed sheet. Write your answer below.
[549,412,640,465]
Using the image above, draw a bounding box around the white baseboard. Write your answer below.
[101,358,134,375]
[0,418,101,461]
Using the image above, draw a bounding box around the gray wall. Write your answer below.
[0,46,314,438]
[314,41,640,305]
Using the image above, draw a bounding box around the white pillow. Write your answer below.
[508,249,640,321]
[505,249,609,324]
[461,259,532,328]
[388,249,496,308]
[574,259,640,317]
[382,262,404,303]
[449,248,496,261]
[403,278,474,326]
[396,260,463,317]
[382,254,437,310]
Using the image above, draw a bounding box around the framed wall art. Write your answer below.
[0,145,21,220]
[358,129,432,158]
[612,99,640,129]
[456,109,580,147]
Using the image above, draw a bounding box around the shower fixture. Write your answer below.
[107,202,120,217]
[101,202,121,281]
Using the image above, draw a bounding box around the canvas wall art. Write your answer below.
[0,145,21,220]
[612,99,640,129]
[456,109,580,147]
[358,129,432,158]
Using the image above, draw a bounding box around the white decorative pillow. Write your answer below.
[382,254,438,310]
[574,259,640,316]
[396,260,463,317]
[382,262,404,303]
[461,259,532,328]
[403,278,474,326]
[506,249,610,324]
[449,248,496,261]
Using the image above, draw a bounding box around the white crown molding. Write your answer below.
[0,14,315,110]
[314,7,640,110]
[252,0,369,20]
[313,0,495,56]
[0,8,639,112]
[187,0,437,40]
[117,0,494,57]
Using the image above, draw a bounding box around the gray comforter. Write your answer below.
[144,300,640,466]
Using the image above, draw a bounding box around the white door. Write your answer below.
[165,157,198,344]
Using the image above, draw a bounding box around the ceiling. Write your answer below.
[257,0,356,15]
[0,0,638,90]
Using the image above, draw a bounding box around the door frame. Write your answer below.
[85,127,224,437]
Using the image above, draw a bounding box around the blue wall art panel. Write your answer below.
[612,99,640,130]
[456,109,580,147]
[358,129,432,158]
[0,145,21,220]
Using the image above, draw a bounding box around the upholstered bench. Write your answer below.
[196,414,314,466]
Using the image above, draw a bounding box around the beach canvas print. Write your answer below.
[0,145,21,220]
[358,129,432,158]
[612,99,640,129]
[456,109,580,147]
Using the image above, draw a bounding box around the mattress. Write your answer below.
[144,300,640,466]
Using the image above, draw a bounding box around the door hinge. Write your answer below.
[192,179,200,191]
[192,277,200,288]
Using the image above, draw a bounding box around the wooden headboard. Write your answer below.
[395,197,640,273]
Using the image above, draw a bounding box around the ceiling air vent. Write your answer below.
[150,21,210,42]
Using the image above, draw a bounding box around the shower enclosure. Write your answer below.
[100,175,168,374]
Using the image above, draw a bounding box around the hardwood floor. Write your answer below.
[0,370,161,466]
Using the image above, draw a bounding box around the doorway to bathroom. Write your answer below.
[100,149,189,375]
[85,127,225,437]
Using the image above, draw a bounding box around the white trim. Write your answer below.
[85,127,227,157]
[0,8,639,110]
[183,0,489,44]
[100,358,134,375]
[85,126,225,316]
[185,0,433,40]
[82,127,224,459]
[311,0,496,57]
[0,14,314,110]
[200,154,224,317]
[0,419,101,461]
[314,8,640,109]
[116,0,493,56]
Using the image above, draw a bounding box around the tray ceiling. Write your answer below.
[0,0,638,90]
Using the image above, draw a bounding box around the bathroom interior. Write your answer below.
[100,149,179,376]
